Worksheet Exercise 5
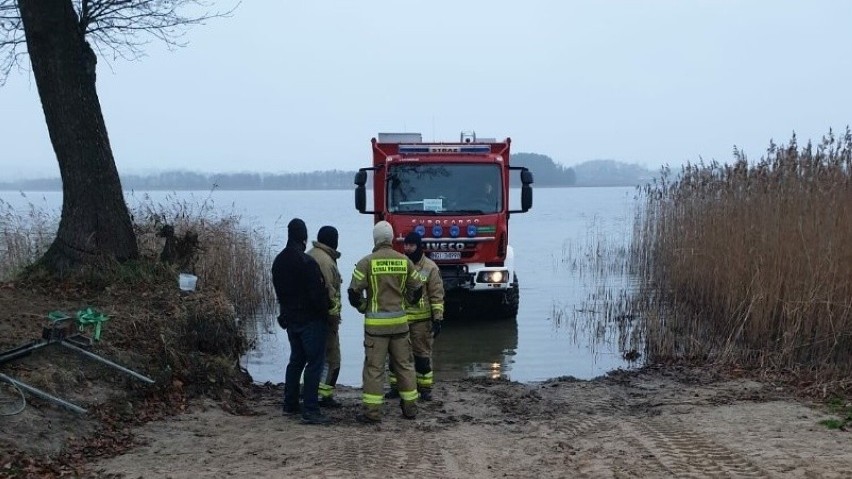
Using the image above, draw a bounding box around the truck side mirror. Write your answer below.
[355,185,367,213]
[521,184,533,212]
[354,170,368,186]
[354,168,374,214]
[508,167,533,214]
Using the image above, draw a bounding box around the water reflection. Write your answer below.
[433,318,518,380]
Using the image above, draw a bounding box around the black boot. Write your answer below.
[400,399,417,419]
[319,396,343,408]
[282,402,300,415]
[301,411,331,425]
[384,387,400,399]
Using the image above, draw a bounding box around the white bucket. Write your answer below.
[178,273,198,292]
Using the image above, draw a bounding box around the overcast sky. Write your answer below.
[2,0,852,180]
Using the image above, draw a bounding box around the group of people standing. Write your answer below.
[271,218,445,425]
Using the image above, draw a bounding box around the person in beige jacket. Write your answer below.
[347,221,423,423]
[387,232,444,401]
[307,226,343,408]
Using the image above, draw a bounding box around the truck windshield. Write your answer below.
[387,163,502,214]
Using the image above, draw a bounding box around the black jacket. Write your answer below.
[271,240,329,326]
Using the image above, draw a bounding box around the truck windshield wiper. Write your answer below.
[393,210,442,215]
[445,209,486,215]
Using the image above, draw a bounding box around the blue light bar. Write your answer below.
[398,146,431,154]
[399,145,491,155]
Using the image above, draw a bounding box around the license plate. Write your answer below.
[430,251,461,261]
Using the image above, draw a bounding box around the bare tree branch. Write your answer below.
[0,0,238,83]
[0,1,26,85]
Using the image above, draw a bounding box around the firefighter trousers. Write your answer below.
[319,327,341,398]
[363,332,418,407]
[389,320,434,391]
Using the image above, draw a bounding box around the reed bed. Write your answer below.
[0,192,275,325]
[128,192,276,321]
[561,215,644,361]
[633,130,852,379]
[0,196,57,280]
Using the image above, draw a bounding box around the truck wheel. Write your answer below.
[499,274,520,319]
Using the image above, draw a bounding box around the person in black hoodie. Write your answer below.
[271,218,331,425]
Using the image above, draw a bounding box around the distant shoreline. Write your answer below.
[0,184,642,192]
[2,158,655,191]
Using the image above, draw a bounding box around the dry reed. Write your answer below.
[0,191,275,323]
[128,191,276,322]
[0,196,57,280]
[633,129,852,377]
[562,216,643,361]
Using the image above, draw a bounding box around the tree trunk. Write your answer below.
[18,0,138,274]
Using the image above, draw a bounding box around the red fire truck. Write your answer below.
[354,131,534,318]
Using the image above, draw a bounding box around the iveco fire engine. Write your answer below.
[354,131,533,318]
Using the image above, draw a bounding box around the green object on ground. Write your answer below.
[47,311,72,322]
[45,309,109,341]
[75,308,109,341]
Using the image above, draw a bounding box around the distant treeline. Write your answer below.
[0,170,356,191]
[572,159,656,187]
[510,153,576,186]
[1,154,657,191]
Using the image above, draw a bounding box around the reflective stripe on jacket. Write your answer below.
[405,255,445,322]
[349,243,423,336]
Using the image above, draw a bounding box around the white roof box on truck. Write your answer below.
[378,132,422,143]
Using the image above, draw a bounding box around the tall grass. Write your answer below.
[633,130,852,376]
[560,214,643,360]
[0,191,275,320]
[0,196,57,280]
[129,191,276,318]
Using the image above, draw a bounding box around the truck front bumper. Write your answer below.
[439,265,512,292]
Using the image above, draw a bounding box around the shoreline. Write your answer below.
[3,363,852,478]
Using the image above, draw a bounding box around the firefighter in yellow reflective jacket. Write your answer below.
[387,232,444,401]
[348,221,424,423]
[307,226,343,408]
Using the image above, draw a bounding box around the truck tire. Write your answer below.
[499,274,520,319]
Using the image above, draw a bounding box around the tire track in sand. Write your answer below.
[318,426,450,478]
[633,418,771,478]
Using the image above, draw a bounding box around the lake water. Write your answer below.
[1,186,639,385]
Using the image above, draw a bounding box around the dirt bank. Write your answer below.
[2,280,851,478]
[86,366,852,479]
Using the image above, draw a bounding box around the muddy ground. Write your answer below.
[81,366,849,478]
[2,282,851,478]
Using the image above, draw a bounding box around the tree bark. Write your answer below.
[18,0,138,274]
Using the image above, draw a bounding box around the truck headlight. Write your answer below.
[477,270,508,283]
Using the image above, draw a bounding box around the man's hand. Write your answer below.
[431,319,442,338]
[277,314,288,330]
[347,288,363,309]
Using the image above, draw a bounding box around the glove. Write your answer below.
[431,320,442,338]
[347,288,363,309]
[276,314,288,330]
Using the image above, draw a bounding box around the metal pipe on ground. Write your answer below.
[0,372,87,414]
[59,341,155,384]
